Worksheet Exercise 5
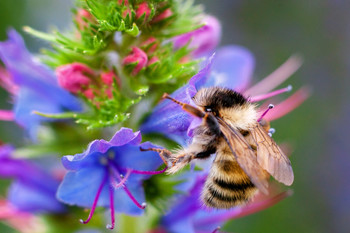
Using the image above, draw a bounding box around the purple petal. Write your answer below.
[0,145,14,158]
[57,166,109,208]
[205,45,255,91]
[173,15,221,58]
[8,180,65,213]
[109,127,141,146]
[57,167,145,215]
[62,128,143,171]
[141,57,213,145]
[0,29,82,135]
[112,142,163,173]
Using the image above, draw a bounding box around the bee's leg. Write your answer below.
[140,147,172,166]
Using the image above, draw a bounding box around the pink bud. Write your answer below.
[101,70,121,87]
[147,56,159,66]
[136,2,151,21]
[122,8,132,19]
[106,87,113,99]
[56,63,94,94]
[152,9,173,23]
[76,9,94,31]
[173,15,221,58]
[141,37,158,53]
[122,47,148,76]
[83,88,95,100]
[118,0,129,5]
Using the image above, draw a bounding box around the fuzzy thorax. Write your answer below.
[219,103,257,130]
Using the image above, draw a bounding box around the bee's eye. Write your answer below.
[205,107,212,112]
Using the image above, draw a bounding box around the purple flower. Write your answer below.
[0,145,65,213]
[159,175,291,233]
[0,29,82,138]
[173,15,221,58]
[57,128,165,229]
[141,46,309,145]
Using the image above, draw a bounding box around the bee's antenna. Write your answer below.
[163,93,184,106]
[257,104,274,122]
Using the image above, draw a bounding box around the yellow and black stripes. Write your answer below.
[201,158,258,209]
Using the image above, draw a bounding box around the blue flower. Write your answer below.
[160,175,291,233]
[141,46,254,145]
[0,29,82,138]
[0,145,65,213]
[56,127,164,229]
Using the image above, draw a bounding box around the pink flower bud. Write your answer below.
[173,15,221,58]
[136,2,151,21]
[101,70,121,87]
[122,47,148,76]
[56,63,94,94]
[152,9,173,23]
[141,37,158,53]
[118,0,129,5]
[147,56,159,66]
[76,9,94,31]
[83,88,95,100]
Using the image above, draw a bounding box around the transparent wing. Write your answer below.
[250,123,294,186]
[216,117,269,194]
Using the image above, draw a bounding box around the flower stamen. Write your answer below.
[129,166,167,175]
[106,186,115,229]
[123,185,147,209]
[110,169,131,189]
[80,170,108,224]
[257,104,274,122]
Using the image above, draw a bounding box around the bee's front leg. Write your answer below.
[140,147,172,166]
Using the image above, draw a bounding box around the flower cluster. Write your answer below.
[0,0,309,232]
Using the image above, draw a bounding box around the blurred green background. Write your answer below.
[0,0,349,232]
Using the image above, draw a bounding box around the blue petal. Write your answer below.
[57,165,108,208]
[166,218,196,233]
[62,128,143,171]
[0,29,82,136]
[206,45,255,91]
[8,180,65,213]
[113,142,163,172]
[57,166,146,215]
[14,88,65,138]
[113,176,145,215]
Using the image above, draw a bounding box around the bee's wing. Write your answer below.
[250,123,294,186]
[216,117,269,194]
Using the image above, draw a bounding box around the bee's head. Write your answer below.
[193,87,247,114]
[193,87,257,129]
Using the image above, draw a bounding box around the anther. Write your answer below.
[141,202,147,208]
[257,104,274,122]
[269,128,276,134]
[120,174,124,178]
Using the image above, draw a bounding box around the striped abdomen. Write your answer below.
[201,150,258,209]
